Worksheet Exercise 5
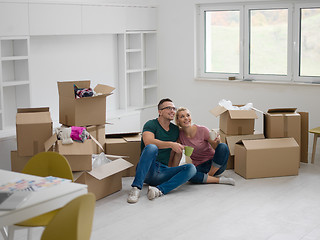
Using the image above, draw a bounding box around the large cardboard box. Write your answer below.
[87,125,106,153]
[57,81,115,127]
[11,151,31,172]
[45,134,103,171]
[16,107,53,156]
[73,156,133,200]
[234,138,300,179]
[105,133,141,177]
[210,105,257,135]
[264,108,301,146]
[220,130,264,169]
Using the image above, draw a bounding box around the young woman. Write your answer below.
[175,107,235,185]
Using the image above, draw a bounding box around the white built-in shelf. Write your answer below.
[0,37,31,132]
[126,49,141,53]
[127,69,142,73]
[118,31,157,111]
[143,84,157,89]
[1,56,28,61]
[3,81,30,87]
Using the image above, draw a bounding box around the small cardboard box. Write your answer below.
[73,156,133,200]
[220,130,265,169]
[210,105,257,135]
[264,108,301,146]
[45,133,103,171]
[16,107,53,157]
[86,125,106,153]
[11,151,31,172]
[57,81,115,127]
[234,138,300,179]
[105,133,141,177]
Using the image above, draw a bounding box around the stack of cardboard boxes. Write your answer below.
[211,104,308,179]
[11,107,53,171]
[12,80,135,200]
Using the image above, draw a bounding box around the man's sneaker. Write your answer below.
[127,187,140,203]
[147,186,163,200]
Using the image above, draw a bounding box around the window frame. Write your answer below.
[196,1,320,84]
[197,4,244,80]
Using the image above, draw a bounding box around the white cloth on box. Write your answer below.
[218,99,253,111]
[55,127,73,144]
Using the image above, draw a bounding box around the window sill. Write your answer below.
[195,77,320,87]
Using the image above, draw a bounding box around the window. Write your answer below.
[197,1,320,83]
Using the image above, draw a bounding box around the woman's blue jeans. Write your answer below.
[131,144,196,194]
[189,143,229,184]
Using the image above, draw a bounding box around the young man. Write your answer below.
[127,98,196,203]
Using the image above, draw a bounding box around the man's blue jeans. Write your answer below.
[189,143,229,184]
[132,144,196,194]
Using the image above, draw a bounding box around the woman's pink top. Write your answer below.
[179,125,214,166]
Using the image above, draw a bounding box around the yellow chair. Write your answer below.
[8,151,74,240]
[40,193,95,240]
[309,127,320,164]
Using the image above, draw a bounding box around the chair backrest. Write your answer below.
[41,193,96,240]
[22,152,73,181]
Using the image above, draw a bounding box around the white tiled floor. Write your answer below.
[10,160,320,240]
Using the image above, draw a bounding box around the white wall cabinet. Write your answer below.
[118,31,157,111]
[0,2,157,137]
[126,7,157,31]
[0,3,29,36]
[0,36,30,133]
[29,3,82,36]
[82,5,126,34]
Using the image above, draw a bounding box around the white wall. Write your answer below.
[29,35,119,125]
[156,0,320,159]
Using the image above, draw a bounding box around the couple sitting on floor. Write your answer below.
[127,98,235,204]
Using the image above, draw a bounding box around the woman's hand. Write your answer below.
[209,134,221,149]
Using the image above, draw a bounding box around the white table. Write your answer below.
[0,169,88,228]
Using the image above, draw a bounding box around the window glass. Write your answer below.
[205,10,240,74]
[300,8,320,77]
[249,9,288,75]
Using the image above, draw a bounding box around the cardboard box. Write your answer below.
[16,107,53,157]
[45,134,103,171]
[210,105,257,135]
[264,108,301,146]
[87,125,106,153]
[73,156,133,200]
[298,112,309,163]
[11,151,31,172]
[57,81,115,127]
[234,138,300,179]
[105,133,141,177]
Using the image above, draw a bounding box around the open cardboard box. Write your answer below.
[210,105,257,135]
[44,133,104,171]
[73,155,133,200]
[16,107,53,157]
[220,130,265,169]
[234,138,300,179]
[57,80,115,127]
[86,124,106,154]
[105,133,141,177]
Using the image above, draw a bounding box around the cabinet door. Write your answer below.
[0,3,29,36]
[29,4,81,35]
[82,5,126,34]
[126,7,157,31]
